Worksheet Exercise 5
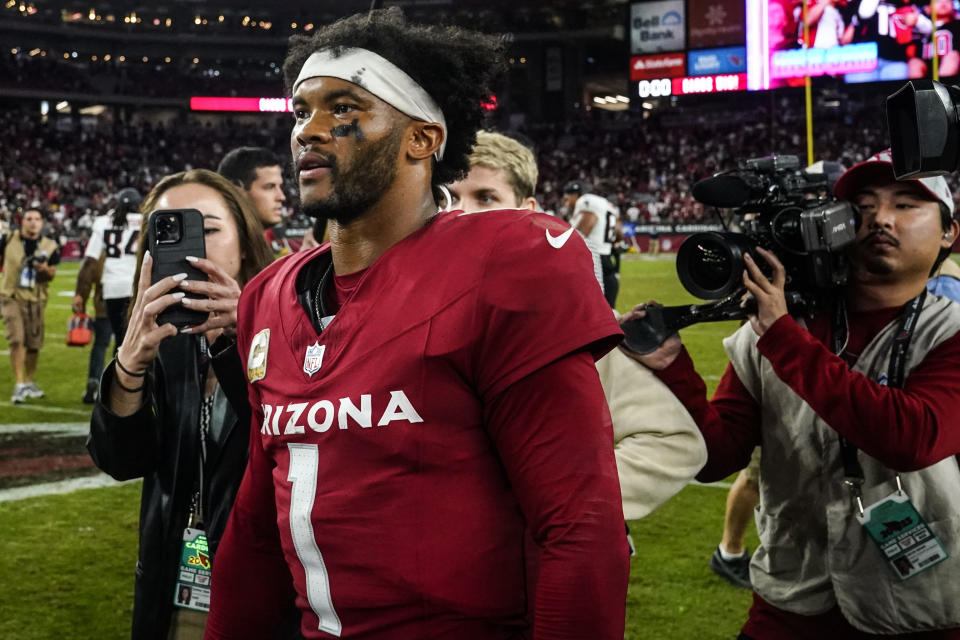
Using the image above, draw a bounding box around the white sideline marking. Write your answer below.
[0,422,128,503]
[0,473,133,503]
[0,421,88,434]
[0,402,92,417]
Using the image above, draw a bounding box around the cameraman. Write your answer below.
[627,150,960,638]
[1,208,60,404]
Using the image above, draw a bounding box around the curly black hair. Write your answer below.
[282,8,506,189]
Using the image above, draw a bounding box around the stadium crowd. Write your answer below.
[5,96,952,238]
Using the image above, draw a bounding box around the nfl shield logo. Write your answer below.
[303,342,325,377]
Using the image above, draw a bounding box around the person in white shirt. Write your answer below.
[72,188,142,400]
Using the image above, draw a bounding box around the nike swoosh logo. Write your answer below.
[546,227,575,249]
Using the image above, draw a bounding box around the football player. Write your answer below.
[562,182,622,307]
[205,9,629,640]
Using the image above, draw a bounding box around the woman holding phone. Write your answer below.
[86,169,278,640]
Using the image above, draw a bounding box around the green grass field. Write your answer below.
[0,257,756,640]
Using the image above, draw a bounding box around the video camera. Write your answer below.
[622,155,857,354]
[887,80,960,179]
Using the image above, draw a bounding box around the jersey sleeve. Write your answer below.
[484,350,628,640]
[574,194,605,216]
[473,213,622,400]
[84,218,105,259]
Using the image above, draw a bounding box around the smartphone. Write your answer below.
[147,208,208,329]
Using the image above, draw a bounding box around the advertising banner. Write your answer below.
[630,1,686,54]
[688,46,747,76]
[630,53,686,80]
[688,0,745,48]
[745,0,954,90]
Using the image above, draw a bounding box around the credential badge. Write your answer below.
[303,341,325,377]
[247,328,270,383]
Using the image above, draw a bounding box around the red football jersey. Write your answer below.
[217,209,624,639]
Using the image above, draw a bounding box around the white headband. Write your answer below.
[294,47,447,160]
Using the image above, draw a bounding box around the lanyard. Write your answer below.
[188,335,211,529]
[830,291,926,511]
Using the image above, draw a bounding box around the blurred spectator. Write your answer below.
[1,207,61,403]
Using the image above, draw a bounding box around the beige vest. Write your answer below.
[725,295,960,633]
[1,232,58,302]
[596,348,706,520]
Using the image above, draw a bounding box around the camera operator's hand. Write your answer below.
[176,255,242,343]
[618,302,683,370]
[743,247,788,336]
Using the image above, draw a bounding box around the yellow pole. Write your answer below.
[803,1,814,165]
[932,0,940,81]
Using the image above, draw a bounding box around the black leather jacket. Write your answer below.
[87,333,251,640]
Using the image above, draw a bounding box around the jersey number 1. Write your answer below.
[287,443,343,637]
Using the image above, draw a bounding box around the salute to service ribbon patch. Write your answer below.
[247,328,270,382]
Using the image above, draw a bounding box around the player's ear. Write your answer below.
[407,122,444,161]
[520,196,538,212]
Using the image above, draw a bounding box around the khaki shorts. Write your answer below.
[1,296,46,350]
[741,447,761,485]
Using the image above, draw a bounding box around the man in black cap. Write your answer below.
[562,180,621,307]
[73,187,142,400]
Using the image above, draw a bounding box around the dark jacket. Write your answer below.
[87,333,252,640]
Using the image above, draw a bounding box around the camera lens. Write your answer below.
[155,213,181,244]
[677,232,752,299]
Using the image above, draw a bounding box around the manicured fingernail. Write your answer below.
[185,256,199,263]
[143,250,151,261]
[180,296,192,305]
[172,292,185,300]
[180,326,193,333]
[744,254,753,261]
[179,280,190,288]
[173,273,188,282]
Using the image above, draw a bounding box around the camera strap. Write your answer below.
[830,291,926,514]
